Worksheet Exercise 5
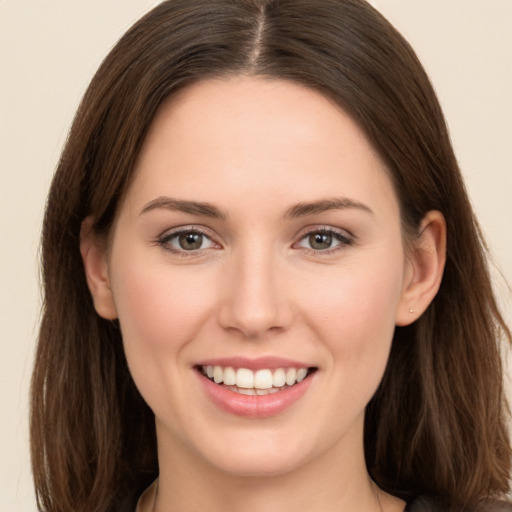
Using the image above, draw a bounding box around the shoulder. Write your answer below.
[406,496,512,512]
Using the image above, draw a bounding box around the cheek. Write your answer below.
[111,260,214,346]
[108,256,218,403]
[296,252,404,378]
[303,254,402,318]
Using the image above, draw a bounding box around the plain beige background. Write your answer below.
[1,1,511,510]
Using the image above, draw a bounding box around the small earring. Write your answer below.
[409,308,414,313]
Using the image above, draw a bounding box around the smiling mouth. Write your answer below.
[197,365,318,396]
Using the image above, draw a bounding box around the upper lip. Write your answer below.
[194,356,315,371]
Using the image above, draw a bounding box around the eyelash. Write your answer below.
[294,227,355,255]
[155,226,218,257]
[155,226,355,257]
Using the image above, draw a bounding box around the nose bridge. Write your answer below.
[218,240,291,337]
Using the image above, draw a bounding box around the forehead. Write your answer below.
[125,76,398,219]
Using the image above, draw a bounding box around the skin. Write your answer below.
[81,76,446,512]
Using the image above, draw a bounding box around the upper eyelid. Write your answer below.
[156,225,222,252]
[292,226,355,253]
[294,224,354,240]
[155,224,354,247]
[158,224,217,240]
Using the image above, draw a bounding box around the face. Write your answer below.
[98,77,414,477]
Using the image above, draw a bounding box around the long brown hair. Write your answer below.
[31,0,511,510]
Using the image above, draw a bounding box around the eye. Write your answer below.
[158,228,217,253]
[295,228,354,253]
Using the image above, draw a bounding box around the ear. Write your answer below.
[80,217,118,320]
[396,210,446,326]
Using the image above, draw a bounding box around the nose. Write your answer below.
[217,246,293,338]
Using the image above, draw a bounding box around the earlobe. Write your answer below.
[396,211,447,326]
[80,217,118,320]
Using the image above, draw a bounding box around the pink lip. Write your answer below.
[195,356,312,371]
[196,369,315,418]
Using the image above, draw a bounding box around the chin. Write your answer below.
[192,432,311,478]
[208,451,306,478]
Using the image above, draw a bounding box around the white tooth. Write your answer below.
[206,365,214,379]
[223,366,236,386]
[285,368,297,386]
[273,368,286,387]
[256,389,270,395]
[238,387,257,395]
[254,369,273,389]
[213,365,223,384]
[296,368,308,383]
[236,368,254,388]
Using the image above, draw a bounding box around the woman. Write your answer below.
[31,1,512,511]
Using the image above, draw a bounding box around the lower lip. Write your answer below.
[197,371,314,418]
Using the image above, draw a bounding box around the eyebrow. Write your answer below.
[139,195,373,220]
[139,196,228,219]
[285,197,374,218]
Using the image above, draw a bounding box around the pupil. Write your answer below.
[179,232,202,250]
[310,232,332,250]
